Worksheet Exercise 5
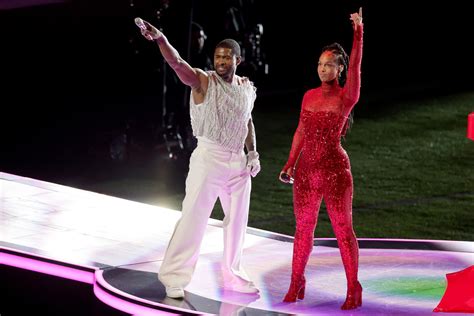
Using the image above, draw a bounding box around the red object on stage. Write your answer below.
[433,265,474,313]
[468,113,474,140]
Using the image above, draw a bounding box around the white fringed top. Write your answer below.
[190,71,257,153]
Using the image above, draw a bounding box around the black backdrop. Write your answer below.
[1,0,472,172]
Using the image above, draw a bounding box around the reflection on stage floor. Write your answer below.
[2,172,473,315]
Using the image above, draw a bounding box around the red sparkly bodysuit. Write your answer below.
[283,25,363,306]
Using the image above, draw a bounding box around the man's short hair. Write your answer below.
[216,39,241,57]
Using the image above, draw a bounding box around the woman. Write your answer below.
[279,8,364,310]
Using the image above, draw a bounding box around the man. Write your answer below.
[135,17,261,298]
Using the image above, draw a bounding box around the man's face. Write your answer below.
[214,47,240,79]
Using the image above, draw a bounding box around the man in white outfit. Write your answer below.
[136,18,261,298]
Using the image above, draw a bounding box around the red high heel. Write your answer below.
[341,281,362,310]
[283,276,306,302]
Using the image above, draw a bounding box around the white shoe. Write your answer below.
[165,286,185,298]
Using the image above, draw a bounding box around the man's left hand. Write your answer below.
[247,151,261,177]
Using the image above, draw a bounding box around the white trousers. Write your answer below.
[158,138,252,288]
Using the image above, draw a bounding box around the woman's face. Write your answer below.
[317,51,343,83]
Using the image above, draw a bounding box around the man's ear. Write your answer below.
[236,55,242,66]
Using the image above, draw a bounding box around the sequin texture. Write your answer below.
[283,25,363,304]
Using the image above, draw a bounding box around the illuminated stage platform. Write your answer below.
[1,172,473,315]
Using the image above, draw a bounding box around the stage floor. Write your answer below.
[1,171,473,315]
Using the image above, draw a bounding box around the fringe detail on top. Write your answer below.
[190,71,257,152]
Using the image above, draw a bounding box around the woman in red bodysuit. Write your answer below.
[279,8,364,310]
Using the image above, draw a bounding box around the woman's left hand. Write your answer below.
[350,7,363,30]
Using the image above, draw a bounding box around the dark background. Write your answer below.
[0,0,472,178]
[1,2,472,314]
